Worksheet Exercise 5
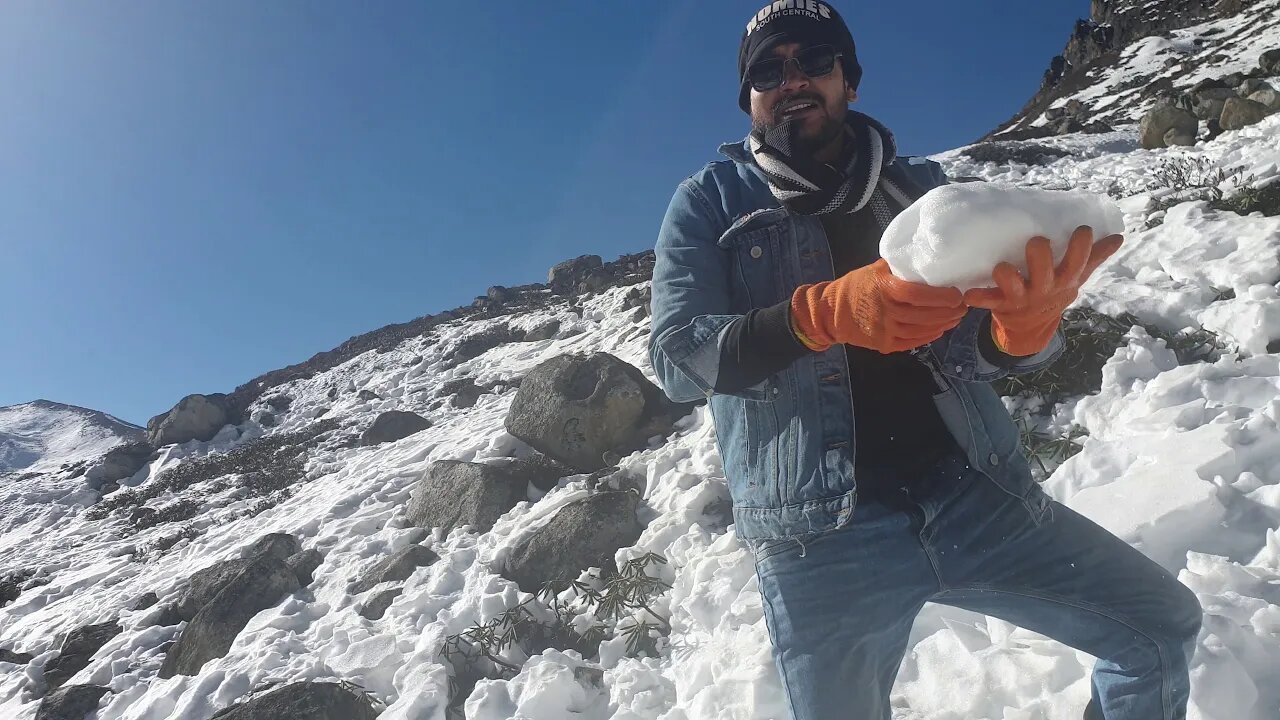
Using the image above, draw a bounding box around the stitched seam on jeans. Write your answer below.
[756,569,803,720]
[936,584,1174,719]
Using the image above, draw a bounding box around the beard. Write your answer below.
[752,101,847,158]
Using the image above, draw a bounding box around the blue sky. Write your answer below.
[0,1,1085,425]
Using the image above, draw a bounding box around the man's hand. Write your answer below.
[791,258,967,354]
[964,226,1124,357]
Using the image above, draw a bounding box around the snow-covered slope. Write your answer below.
[0,400,142,476]
[3,6,1280,720]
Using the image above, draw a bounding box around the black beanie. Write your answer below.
[737,1,862,113]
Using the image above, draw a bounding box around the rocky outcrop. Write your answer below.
[36,685,110,720]
[405,460,531,535]
[209,682,379,720]
[359,411,432,446]
[503,491,645,593]
[358,588,403,620]
[84,441,154,489]
[504,353,693,472]
[42,621,121,690]
[350,545,439,594]
[0,648,33,664]
[287,549,323,586]
[548,255,606,295]
[147,394,230,447]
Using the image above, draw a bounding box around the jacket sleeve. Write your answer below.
[648,178,766,402]
[912,159,1065,382]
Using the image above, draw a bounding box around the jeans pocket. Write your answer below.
[749,532,818,565]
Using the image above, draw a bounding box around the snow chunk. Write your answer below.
[880,183,1125,291]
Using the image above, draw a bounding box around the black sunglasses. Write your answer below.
[747,45,841,91]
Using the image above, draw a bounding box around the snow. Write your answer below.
[0,401,142,475]
[880,184,1124,291]
[3,12,1280,720]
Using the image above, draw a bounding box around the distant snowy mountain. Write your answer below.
[0,400,142,476]
[3,3,1280,719]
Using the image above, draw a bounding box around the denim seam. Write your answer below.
[933,583,1174,719]
[755,568,802,720]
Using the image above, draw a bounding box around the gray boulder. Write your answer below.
[85,442,153,489]
[147,394,229,447]
[358,588,403,620]
[405,460,529,535]
[1249,88,1280,112]
[42,622,121,690]
[250,410,276,428]
[159,554,300,678]
[1238,78,1273,97]
[1163,126,1196,146]
[548,254,603,289]
[286,550,323,586]
[1262,48,1280,76]
[174,534,300,621]
[504,353,691,471]
[209,681,378,720]
[503,491,645,593]
[1220,97,1272,131]
[350,545,439,594]
[359,411,432,446]
[524,319,561,342]
[36,685,110,720]
[1139,105,1198,149]
[247,533,301,561]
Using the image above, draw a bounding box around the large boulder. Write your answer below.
[1220,97,1272,131]
[405,460,530,535]
[358,588,403,620]
[503,491,645,593]
[1190,87,1236,120]
[42,622,121,690]
[159,554,300,678]
[548,254,604,293]
[1163,126,1195,147]
[350,545,439,594]
[1139,105,1198,149]
[36,684,110,720]
[504,353,691,471]
[1238,78,1273,98]
[359,410,432,446]
[1261,48,1280,76]
[209,681,379,720]
[286,550,323,586]
[1249,88,1280,112]
[147,394,230,447]
[85,442,153,489]
[174,534,300,621]
[0,648,33,664]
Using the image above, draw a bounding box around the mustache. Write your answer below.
[773,94,824,114]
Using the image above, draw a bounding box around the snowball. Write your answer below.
[880,183,1125,291]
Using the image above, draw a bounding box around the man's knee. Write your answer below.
[1165,581,1203,647]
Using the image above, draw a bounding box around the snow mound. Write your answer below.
[880,183,1124,291]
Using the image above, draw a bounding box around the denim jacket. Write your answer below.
[648,137,1065,540]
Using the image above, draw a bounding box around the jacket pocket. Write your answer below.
[716,208,790,311]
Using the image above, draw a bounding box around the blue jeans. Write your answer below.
[751,451,1202,720]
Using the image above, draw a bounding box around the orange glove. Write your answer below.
[964,226,1124,356]
[790,258,967,354]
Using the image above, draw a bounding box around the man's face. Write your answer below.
[748,42,854,155]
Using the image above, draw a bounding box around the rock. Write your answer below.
[504,491,645,593]
[147,394,230,447]
[548,254,603,290]
[159,555,300,678]
[357,389,380,402]
[1220,97,1272,130]
[1249,88,1280,112]
[1190,77,1228,93]
[42,622,121,690]
[131,593,159,611]
[85,442,153,488]
[405,461,529,535]
[246,533,301,561]
[1261,48,1280,76]
[36,685,110,720]
[264,395,293,412]
[438,378,484,409]
[350,545,439,594]
[487,285,510,303]
[0,648,33,664]
[504,353,692,471]
[358,588,403,620]
[1190,87,1236,120]
[524,319,561,342]
[286,550,323,586]
[0,572,25,606]
[359,411,432,446]
[1163,126,1196,146]
[250,410,275,428]
[500,454,574,492]
[1220,72,1245,89]
[209,681,378,720]
[1139,105,1198,149]
[1238,78,1273,97]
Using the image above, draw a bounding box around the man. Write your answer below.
[647,3,1202,719]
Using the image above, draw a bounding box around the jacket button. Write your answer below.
[750,245,763,259]
[988,453,1000,466]
[955,365,964,374]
